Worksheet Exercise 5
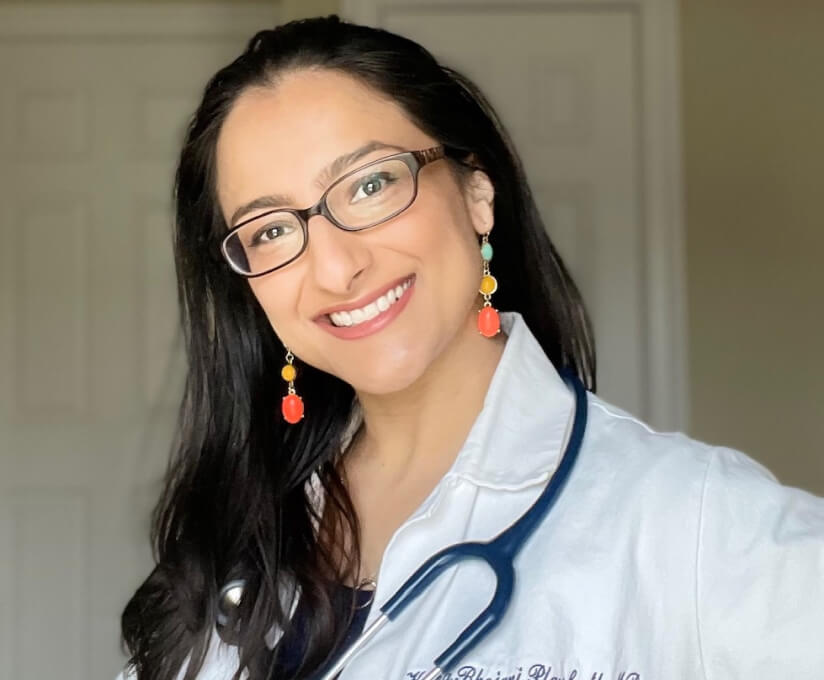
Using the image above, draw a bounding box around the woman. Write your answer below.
[120,15,824,680]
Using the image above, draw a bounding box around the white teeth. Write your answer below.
[328,277,413,328]
[363,302,379,320]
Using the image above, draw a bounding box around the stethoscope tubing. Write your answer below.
[317,368,588,680]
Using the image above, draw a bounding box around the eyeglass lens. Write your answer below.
[223,157,416,276]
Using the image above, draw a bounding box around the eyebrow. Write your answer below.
[229,140,407,226]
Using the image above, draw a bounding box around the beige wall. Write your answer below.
[682,0,824,495]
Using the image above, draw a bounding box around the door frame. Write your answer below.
[342,0,689,432]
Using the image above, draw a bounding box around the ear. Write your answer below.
[463,170,495,236]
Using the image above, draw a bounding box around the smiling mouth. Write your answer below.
[326,276,414,328]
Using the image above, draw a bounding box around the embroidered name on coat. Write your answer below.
[405,666,641,680]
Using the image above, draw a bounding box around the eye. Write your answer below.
[248,221,296,246]
[351,172,397,202]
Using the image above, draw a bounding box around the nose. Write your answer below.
[305,214,371,294]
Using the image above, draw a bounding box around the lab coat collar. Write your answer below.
[442,310,575,491]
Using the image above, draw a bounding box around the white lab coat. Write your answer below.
[119,311,824,680]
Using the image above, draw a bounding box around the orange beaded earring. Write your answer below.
[477,232,501,337]
[281,348,304,424]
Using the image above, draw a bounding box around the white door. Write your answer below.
[343,0,688,430]
[0,6,280,679]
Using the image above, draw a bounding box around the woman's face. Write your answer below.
[215,69,494,395]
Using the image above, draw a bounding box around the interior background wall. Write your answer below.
[681,0,824,495]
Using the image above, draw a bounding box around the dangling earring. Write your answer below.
[477,232,500,337]
[281,348,304,424]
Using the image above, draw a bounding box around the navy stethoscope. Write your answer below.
[218,368,588,680]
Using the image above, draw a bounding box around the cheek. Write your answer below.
[425,196,483,296]
[246,276,296,343]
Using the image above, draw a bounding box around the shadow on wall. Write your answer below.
[681,0,824,495]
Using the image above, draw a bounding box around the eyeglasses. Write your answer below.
[220,146,447,277]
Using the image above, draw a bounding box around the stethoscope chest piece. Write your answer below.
[217,579,246,629]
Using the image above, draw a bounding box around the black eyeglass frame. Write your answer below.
[220,145,450,278]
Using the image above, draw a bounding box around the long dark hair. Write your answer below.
[121,15,595,680]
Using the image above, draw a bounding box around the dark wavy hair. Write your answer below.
[121,14,595,680]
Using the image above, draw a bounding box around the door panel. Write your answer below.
[0,7,279,679]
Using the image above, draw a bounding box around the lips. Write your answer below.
[314,274,416,340]
[314,274,415,319]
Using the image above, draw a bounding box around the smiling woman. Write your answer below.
[118,14,824,680]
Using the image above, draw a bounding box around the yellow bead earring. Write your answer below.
[281,348,304,424]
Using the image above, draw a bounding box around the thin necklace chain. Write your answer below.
[358,576,377,590]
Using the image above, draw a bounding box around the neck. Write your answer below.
[349,311,507,484]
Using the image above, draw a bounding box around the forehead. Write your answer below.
[215,68,431,217]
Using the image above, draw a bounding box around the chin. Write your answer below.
[343,351,429,396]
